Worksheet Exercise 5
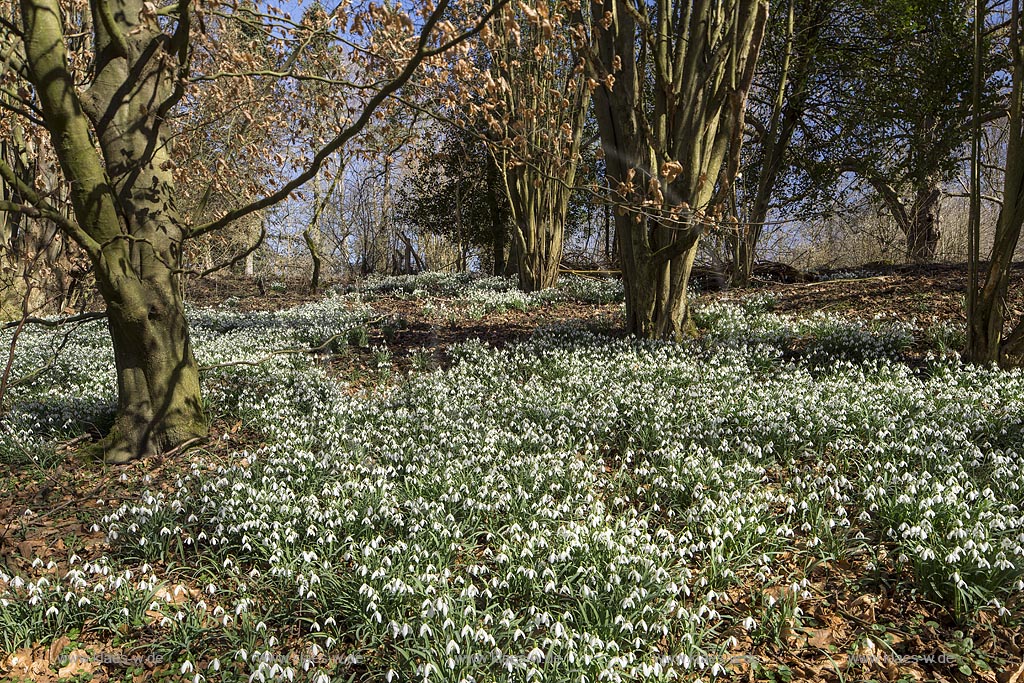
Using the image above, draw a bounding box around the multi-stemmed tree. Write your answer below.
[579,0,769,338]
[966,0,1024,365]
[730,0,834,286]
[475,0,589,291]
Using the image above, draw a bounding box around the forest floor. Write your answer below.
[187,262,1021,365]
[2,265,1023,683]
[188,261,1024,323]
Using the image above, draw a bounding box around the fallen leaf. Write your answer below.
[47,634,71,663]
[900,665,927,681]
[5,647,34,672]
[1000,661,1024,683]
[807,627,834,649]
[58,648,96,678]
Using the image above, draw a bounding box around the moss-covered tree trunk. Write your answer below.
[616,220,700,339]
[21,0,207,461]
[98,254,206,463]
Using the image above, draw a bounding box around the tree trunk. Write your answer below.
[511,211,563,292]
[966,0,1024,366]
[20,0,209,461]
[487,156,507,276]
[504,160,572,292]
[97,252,206,463]
[303,228,322,291]
[492,230,507,276]
[488,0,587,293]
[861,173,942,263]
[603,201,612,263]
[730,0,825,287]
[967,271,1008,364]
[585,0,767,339]
[618,219,700,339]
[905,179,941,262]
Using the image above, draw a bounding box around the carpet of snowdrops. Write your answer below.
[1,273,1023,682]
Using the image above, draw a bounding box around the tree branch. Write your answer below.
[0,161,88,245]
[187,0,512,240]
[185,224,266,278]
[1,311,106,330]
[94,0,130,58]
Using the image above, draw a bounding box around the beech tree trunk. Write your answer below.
[11,0,496,463]
[20,0,207,461]
[99,255,206,463]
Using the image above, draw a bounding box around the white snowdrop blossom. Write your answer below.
[2,276,1022,680]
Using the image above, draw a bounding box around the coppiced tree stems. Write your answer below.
[485,0,589,292]
[586,0,768,339]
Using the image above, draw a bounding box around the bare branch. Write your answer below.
[0,161,88,246]
[188,0,512,240]
[1,312,106,331]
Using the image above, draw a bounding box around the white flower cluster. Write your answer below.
[351,273,625,314]
[695,301,917,364]
[2,287,1022,681]
[811,269,883,282]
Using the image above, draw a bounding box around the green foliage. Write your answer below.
[756,0,1003,221]
[397,123,512,272]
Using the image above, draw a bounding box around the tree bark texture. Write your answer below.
[21,0,206,461]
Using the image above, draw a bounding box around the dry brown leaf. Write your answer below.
[900,665,927,682]
[1001,661,1024,683]
[660,160,682,184]
[806,627,834,649]
[58,648,96,679]
[47,635,71,664]
[5,647,35,673]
